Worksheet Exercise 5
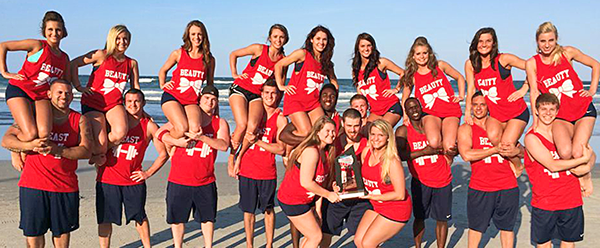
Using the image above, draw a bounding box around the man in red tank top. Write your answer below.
[458,92,524,248]
[396,97,454,248]
[232,81,288,248]
[524,93,595,247]
[95,89,169,248]
[157,85,230,248]
[2,80,92,248]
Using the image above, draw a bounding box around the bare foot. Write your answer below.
[11,151,24,172]
[580,174,594,197]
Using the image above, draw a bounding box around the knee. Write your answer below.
[557,145,573,159]
[234,121,248,133]
[246,121,260,134]
[571,144,584,159]
[354,236,363,248]
[428,136,442,149]
[111,126,128,141]
[487,129,501,146]
[172,122,189,135]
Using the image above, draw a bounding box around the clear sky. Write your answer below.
[1,0,599,80]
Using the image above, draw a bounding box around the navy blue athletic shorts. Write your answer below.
[531,206,584,244]
[238,176,276,214]
[411,178,453,221]
[229,84,261,102]
[19,187,79,237]
[96,182,147,225]
[6,83,33,102]
[166,182,217,224]
[467,187,519,233]
[321,199,372,235]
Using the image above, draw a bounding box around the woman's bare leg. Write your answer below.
[162,101,189,139]
[105,105,128,146]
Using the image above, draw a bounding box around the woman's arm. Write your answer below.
[274,49,305,93]
[439,60,465,101]
[0,39,43,80]
[229,43,262,79]
[525,58,539,126]
[130,59,140,89]
[380,57,404,97]
[566,46,600,96]
[69,50,105,92]
[158,49,180,90]
[464,59,476,125]
[299,147,340,202]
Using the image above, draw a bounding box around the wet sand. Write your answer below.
[0,161,598,247]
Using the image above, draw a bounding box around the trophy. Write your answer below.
[335,146,366,200]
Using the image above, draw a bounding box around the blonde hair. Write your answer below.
[287,116,337,172]
[536,22,564,65]
[369,120,399,183]
[105,25,131,57]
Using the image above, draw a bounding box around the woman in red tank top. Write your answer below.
[465,27,529,153]
[228,24,288,168]
[352,33,404,127]
[158,20,215,140]
[400,37,465,154]
[0,11,70,169]
[525,22,599,166]
[69,25,140,165]
[354,120,411,247]
[277,116,340,248]
[274,26,339,138]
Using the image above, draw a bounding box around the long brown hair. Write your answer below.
[287,116,337,172]
[400,37,438,89]
[303,25,335,78]
[469,27,499,73]
[536,22,565,65]
[351,33,381,86]
[181,20,212,67]
[41,11,67,38]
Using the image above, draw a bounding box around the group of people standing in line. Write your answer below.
[0,10,598,248]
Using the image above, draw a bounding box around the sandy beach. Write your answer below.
[0,161,598,248]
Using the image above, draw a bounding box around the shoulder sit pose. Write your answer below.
[275,25,339,138]
[464,27,530,151]
[277,116,341,248]
[0,11,70,170]
[354,119,412,248]
[400,36,465,154]
[2,80,92,248]
[525,21,599,196]
[95,89,169,248]
[352,33,404,127]
[157,85,229,248]
[396,97,453,248]
[158,20,215,140]
[458,92,524,248]
[524,93,595,248]
[70,24,140,165]
[228,24,288,165]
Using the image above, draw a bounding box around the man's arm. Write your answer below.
[279,122,304,146]
[457,124,497,162]
[395,125,442,161]
[1,125,46,152]
[254,114,288,155]
[524,134,591,172]
[131,121,170,182]
[198,118,230,151]
[52,115,92,160]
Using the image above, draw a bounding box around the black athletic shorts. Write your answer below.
[6,83,33,102]
[411,178,453,221]
[229,83,261,102]
[166,181,217,224]
[278,198,315,217]
[557,103,597,125]
[467,187,519,233]
[238,176,276,214]
[160,91,182,106]
[321,199,372,236]
[531,206,584,244]
[19,187,79,237]
[81,104,106,115]
[96,182,147,225]
[387,101,403,116]
[512,107,530,123]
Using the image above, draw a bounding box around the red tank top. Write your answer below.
[277,147,329,205]
[97,118,150,185]
[168,116,220,186]
[239,109,281,180]
[361,150,412,217]
[469,124,517,191]
[164,48,207,105]
[234,45,282,94]
[413,66,462,118]
[524,130,583,210]
[406,123,452,188]
[534,54,591,122]
[81,55,132,111]
[9,40,68,100]
[18,110,81,192]
[474,55,527,122]
[357,69,400,116]
[282,50,326,116]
